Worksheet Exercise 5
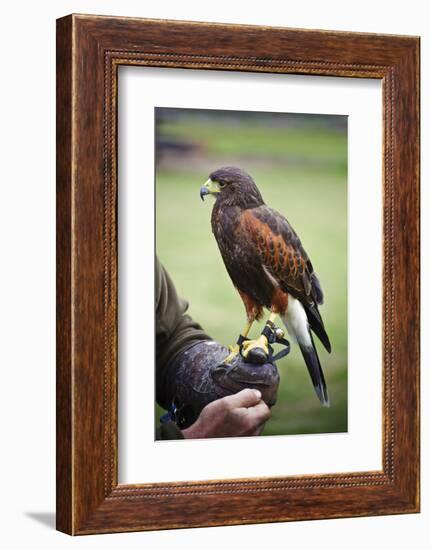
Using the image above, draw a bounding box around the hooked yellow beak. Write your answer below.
[200,178,221,201]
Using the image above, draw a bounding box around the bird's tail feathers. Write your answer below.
[305,305,332,353]
[281,305,330,407]
[298,334,330,407]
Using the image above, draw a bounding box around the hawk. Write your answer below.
[200,166,331,407]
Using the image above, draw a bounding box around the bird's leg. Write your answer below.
[241,312,278,363]
[223,320,253,364]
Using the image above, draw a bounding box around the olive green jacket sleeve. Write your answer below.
[156,420,185,440]
[156,257,212,411]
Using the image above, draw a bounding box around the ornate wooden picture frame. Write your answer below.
[56,14,420,535]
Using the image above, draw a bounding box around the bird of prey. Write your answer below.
[200,166,331,407]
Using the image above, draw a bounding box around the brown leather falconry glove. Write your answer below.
[160,340,282,431]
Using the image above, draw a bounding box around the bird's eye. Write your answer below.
[219,181,226,188]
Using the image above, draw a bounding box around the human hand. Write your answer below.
[182,388,271,439]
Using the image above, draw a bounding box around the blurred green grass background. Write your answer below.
[155,108,348,436]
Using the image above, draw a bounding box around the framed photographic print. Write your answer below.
[56,14,420,535]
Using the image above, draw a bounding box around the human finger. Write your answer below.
[249,422,266,436]
[225,388,262,409]
[246,400,271,424]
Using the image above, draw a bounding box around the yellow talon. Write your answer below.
[241,334,269,359]
[223,344,241,364]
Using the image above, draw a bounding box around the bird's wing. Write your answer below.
[239,205,331,352]
[240,205,322,304]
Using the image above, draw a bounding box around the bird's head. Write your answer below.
[200,166,264,208]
